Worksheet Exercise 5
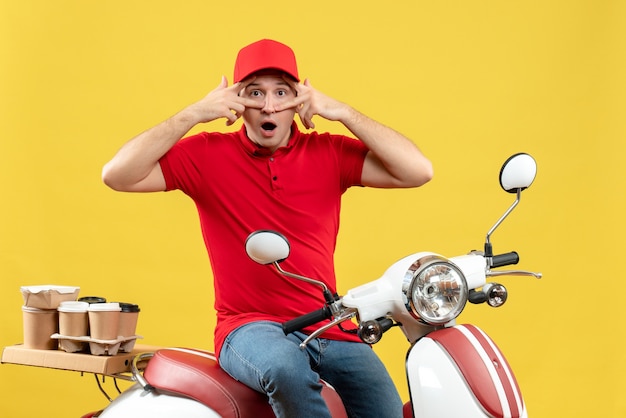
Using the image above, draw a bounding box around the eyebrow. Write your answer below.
[246,78,290,87]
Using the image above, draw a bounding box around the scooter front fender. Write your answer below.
[406,324,527,418]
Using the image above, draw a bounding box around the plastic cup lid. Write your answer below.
[115,302,140,313]
[78,296,107,304]
[58,301,89,313]
[87,302,121,312]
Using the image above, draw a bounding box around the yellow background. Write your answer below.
[1,0,625,416]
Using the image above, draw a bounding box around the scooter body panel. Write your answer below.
[406,324,527,418]
[98,383,219,418]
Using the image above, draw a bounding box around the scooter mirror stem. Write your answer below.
[274,262,330,295]
[485,188,522,260]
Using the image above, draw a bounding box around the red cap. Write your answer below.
[233,39,299,83]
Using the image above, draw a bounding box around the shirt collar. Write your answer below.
[237,122,300,157]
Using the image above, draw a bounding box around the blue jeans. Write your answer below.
[219,321,403,418]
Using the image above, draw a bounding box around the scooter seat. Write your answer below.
[143,348,348,418]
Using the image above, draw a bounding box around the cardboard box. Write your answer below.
[1,344,160,376]
[20,285,80,309]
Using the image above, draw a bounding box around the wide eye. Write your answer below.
[248,89,263,99]
[278,87,296,98]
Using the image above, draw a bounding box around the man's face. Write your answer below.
[240,72,298,152]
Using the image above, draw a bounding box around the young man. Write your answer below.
[102,39,433,417]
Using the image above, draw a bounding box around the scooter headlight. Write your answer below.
[402,255,468,325]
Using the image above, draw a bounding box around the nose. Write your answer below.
[262,95,276,114]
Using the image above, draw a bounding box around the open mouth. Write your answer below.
[262,122,277,131]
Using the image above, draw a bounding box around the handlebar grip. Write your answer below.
[282,306,332,335]
[491,251,519,268]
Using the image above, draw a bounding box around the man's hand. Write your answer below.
[186,76,263,126]
[277,78,350,129]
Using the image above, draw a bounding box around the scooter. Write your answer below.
[87,152,541,418]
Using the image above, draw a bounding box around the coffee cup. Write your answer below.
[116,303,140,337]
[58,301,89,337]
[22,306,58,349]
[88,302,121,341]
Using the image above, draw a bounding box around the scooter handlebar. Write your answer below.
[491,251,519,268]
[282,306,332,335]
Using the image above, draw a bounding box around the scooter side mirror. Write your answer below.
[499,153,537,193]
[485,152,538,256]
[245,230,291,265]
